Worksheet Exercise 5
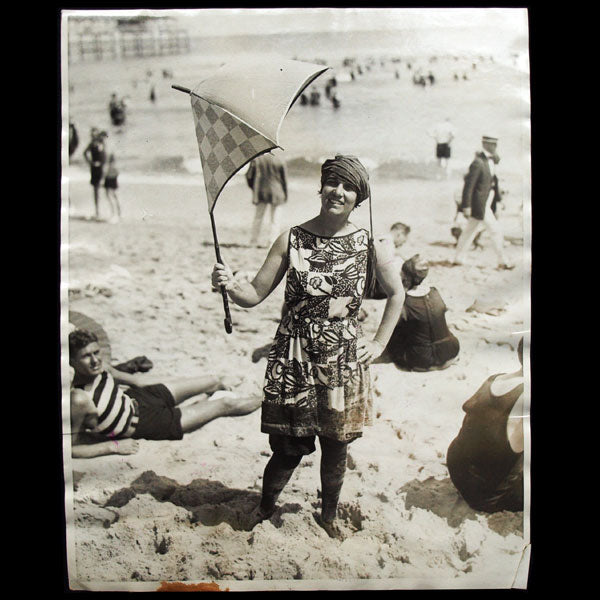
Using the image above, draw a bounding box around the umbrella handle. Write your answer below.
[209,211,233,334]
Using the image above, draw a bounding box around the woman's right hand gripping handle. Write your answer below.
[212,262,235,333]
[212,261,236,292]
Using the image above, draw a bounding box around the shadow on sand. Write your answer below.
[103,470,301,531]
[400,476,523,537]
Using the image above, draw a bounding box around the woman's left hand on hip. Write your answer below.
[357,339,385,364]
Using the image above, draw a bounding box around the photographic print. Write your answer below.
[60,7,531,591]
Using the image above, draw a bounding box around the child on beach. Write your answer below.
[104,154,121,224]
[69,328,262,458]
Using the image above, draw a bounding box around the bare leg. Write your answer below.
[163,375,240,405]
[93,186,100,219]
[250,202,267,245]
[112,192,121,218]
[179,393,261,433]
[105,189,115,220]
[106,190,121,220]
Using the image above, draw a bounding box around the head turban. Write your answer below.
[320,154,371,205]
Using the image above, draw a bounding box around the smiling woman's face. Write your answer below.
[320,176,358,218]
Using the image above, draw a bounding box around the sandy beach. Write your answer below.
[63,164,529,590]
[61,8,531,590]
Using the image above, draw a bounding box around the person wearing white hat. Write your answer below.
[453,135,514,270]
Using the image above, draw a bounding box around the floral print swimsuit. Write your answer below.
[261,226,373,442]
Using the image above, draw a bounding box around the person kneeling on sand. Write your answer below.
[375,254,459,371]
[446,338,525,513]
[69,328,261,458]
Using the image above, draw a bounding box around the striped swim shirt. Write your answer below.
[84,371,139,439]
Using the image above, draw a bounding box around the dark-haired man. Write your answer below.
[69,329,261,458]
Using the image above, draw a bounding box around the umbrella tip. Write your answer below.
[172,84,191,94]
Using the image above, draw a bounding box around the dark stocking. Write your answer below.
[319,437,348,523]
[259,451,303,515]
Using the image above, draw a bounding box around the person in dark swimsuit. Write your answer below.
[69,119,79,158]
[377,254,459,371]
[446,338,525,512]
[83,129,108,219]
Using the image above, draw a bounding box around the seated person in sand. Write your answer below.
[388,221,411,260]
[376,254,459,371]
[69,328,261,458]
[446,338,525,513]
[368,221,411,300]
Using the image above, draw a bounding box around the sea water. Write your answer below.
[65,29,529,180]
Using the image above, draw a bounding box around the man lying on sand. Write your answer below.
[69,328,262,458]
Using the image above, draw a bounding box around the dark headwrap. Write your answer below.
[320,154,371,205]
[401,254,429,290]
[321,154,376,296]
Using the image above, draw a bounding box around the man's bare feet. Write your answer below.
[218,375,244,391]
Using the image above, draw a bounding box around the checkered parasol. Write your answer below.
[190,96,275,212]
[173,58,329,332]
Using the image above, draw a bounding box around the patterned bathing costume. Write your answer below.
[261,226,374,442]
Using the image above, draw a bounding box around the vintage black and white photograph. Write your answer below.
[60,7,531,591]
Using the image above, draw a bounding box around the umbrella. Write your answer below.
[173,58,329,333]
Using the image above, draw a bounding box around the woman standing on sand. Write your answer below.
[212,155,404,537]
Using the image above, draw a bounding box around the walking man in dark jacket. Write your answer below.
[453,135,513,270]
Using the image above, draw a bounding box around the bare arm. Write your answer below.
[107,365,163,388]
[70,388,140,458]
[83,143,92,165]
[72,437,139,458]
[371,241,405,347]
[357,241,405,363]
[212,230,289,308]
